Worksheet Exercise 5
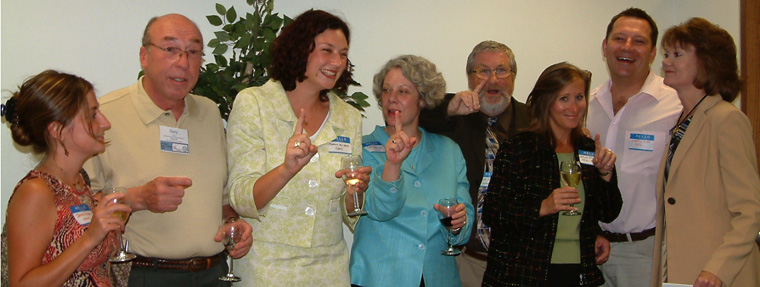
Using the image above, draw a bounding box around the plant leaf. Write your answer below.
[215,3,226,16]
[207,15,223,26]
[226,6,237,23]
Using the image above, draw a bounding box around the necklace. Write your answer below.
[672,94,708,135]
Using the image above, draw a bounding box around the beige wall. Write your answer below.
[1,0,740,235]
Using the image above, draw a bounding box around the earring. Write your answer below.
[61,142,69,156]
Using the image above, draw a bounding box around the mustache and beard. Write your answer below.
[479,87,511,117]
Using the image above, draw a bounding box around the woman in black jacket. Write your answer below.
[483,62,622,287]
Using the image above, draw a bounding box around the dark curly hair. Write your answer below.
[5,70,95,154]
[662,17,741,102]
[269,9,354,101]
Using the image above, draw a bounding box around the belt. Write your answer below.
[463,247,488,261]
[132,253,223,272]
[602,228,656,243]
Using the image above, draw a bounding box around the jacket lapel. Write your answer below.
[665,96,721,185]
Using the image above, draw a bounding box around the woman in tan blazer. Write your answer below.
[651,18,760,287]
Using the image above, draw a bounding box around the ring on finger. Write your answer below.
[294,141,301,148]
[391,139,396,144]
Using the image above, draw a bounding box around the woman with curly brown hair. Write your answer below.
[225,9,370,286]
[1,70,130,286]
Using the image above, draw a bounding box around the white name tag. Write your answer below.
[70,204,93,225]
[578,150,595,165]
[328,136,351,154]
[159,126,189,154]
[628,133,655,152]
[363,141,385,153]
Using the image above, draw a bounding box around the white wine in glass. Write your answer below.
[560,160,582,216]
[102,187,136,262]
[342,155,368,217]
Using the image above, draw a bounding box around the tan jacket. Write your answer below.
[652,95,760,286]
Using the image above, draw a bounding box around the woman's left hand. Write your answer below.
[694,271,723,287]
[434,203,467,233]
[592,133,616,176]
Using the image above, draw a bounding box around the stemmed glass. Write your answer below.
[102,187,136,262]
[438,198,461,256]
[560,160,582,216]
[218,218,242,282]
[342,155,368,217]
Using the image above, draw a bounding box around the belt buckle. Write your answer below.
[187,257,205,272]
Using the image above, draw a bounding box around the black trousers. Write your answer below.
[547,263,582,287]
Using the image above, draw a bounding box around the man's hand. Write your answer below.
[447,79,486,116]
[214,218,253,259]
[130,176,191,212]
[595,235,611,264]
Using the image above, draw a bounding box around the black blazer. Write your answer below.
[482,132,622,287]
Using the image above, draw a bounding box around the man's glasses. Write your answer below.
[471,67,512,79]
[146,43,204,60]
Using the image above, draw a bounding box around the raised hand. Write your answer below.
[385,111,417,165]
[592,133,616,178]
[284,109,318,175]
[447,79,486,116]
[540,186,581,216]
[134,176,192,213]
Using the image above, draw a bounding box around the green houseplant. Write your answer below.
[193,0,370,120]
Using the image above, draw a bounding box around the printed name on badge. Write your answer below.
[70,204,93,225]
[362,141,385,153]
[628,133,655,152]
[328,136,352,154]
[159,126,190,155]
[578,150,595,165]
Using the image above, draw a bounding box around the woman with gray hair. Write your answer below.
[349,55,474,287]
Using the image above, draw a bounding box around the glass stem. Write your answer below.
[352,188,361,212]
[226,253,234,275]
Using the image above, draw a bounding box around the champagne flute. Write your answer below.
[102,187,136,262]
[342,155,368,217]
[560,160,582,216]
[438,198,461,256]
[218,218,243,282]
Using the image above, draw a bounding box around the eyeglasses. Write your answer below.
[146,43,204,60]
[471,67,512,79]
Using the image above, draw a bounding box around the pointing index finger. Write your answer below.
[394,111,403,134]
[472,77,488,95]
[295,108,306,135]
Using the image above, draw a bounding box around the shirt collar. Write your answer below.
[132,77,200,125]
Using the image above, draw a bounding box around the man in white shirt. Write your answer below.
[587,8,682,287]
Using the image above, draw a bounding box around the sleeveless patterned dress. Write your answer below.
[1,170,117,286]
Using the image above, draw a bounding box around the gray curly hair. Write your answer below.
[372,55,446,110]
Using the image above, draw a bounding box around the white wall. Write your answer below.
[1,0,740,237]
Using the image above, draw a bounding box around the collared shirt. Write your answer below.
[84,77,228,259]
[587,72,681,234]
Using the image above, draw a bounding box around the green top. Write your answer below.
[550,152,585,264]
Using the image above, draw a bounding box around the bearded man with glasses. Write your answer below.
[419,40,528,287]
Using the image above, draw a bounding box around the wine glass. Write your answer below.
[438,198,461,256]
[342,155,368,217]
[560,160,582,216]
[218,218,243,282]
[102,187,136,262]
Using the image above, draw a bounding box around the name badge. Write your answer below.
[363,141,385,153]
[159,126,189,154]
[578,150,595,165]
[628,133,655,152]
[70,204,93,226]
[328,136,351,154]
[480,172,492,188]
